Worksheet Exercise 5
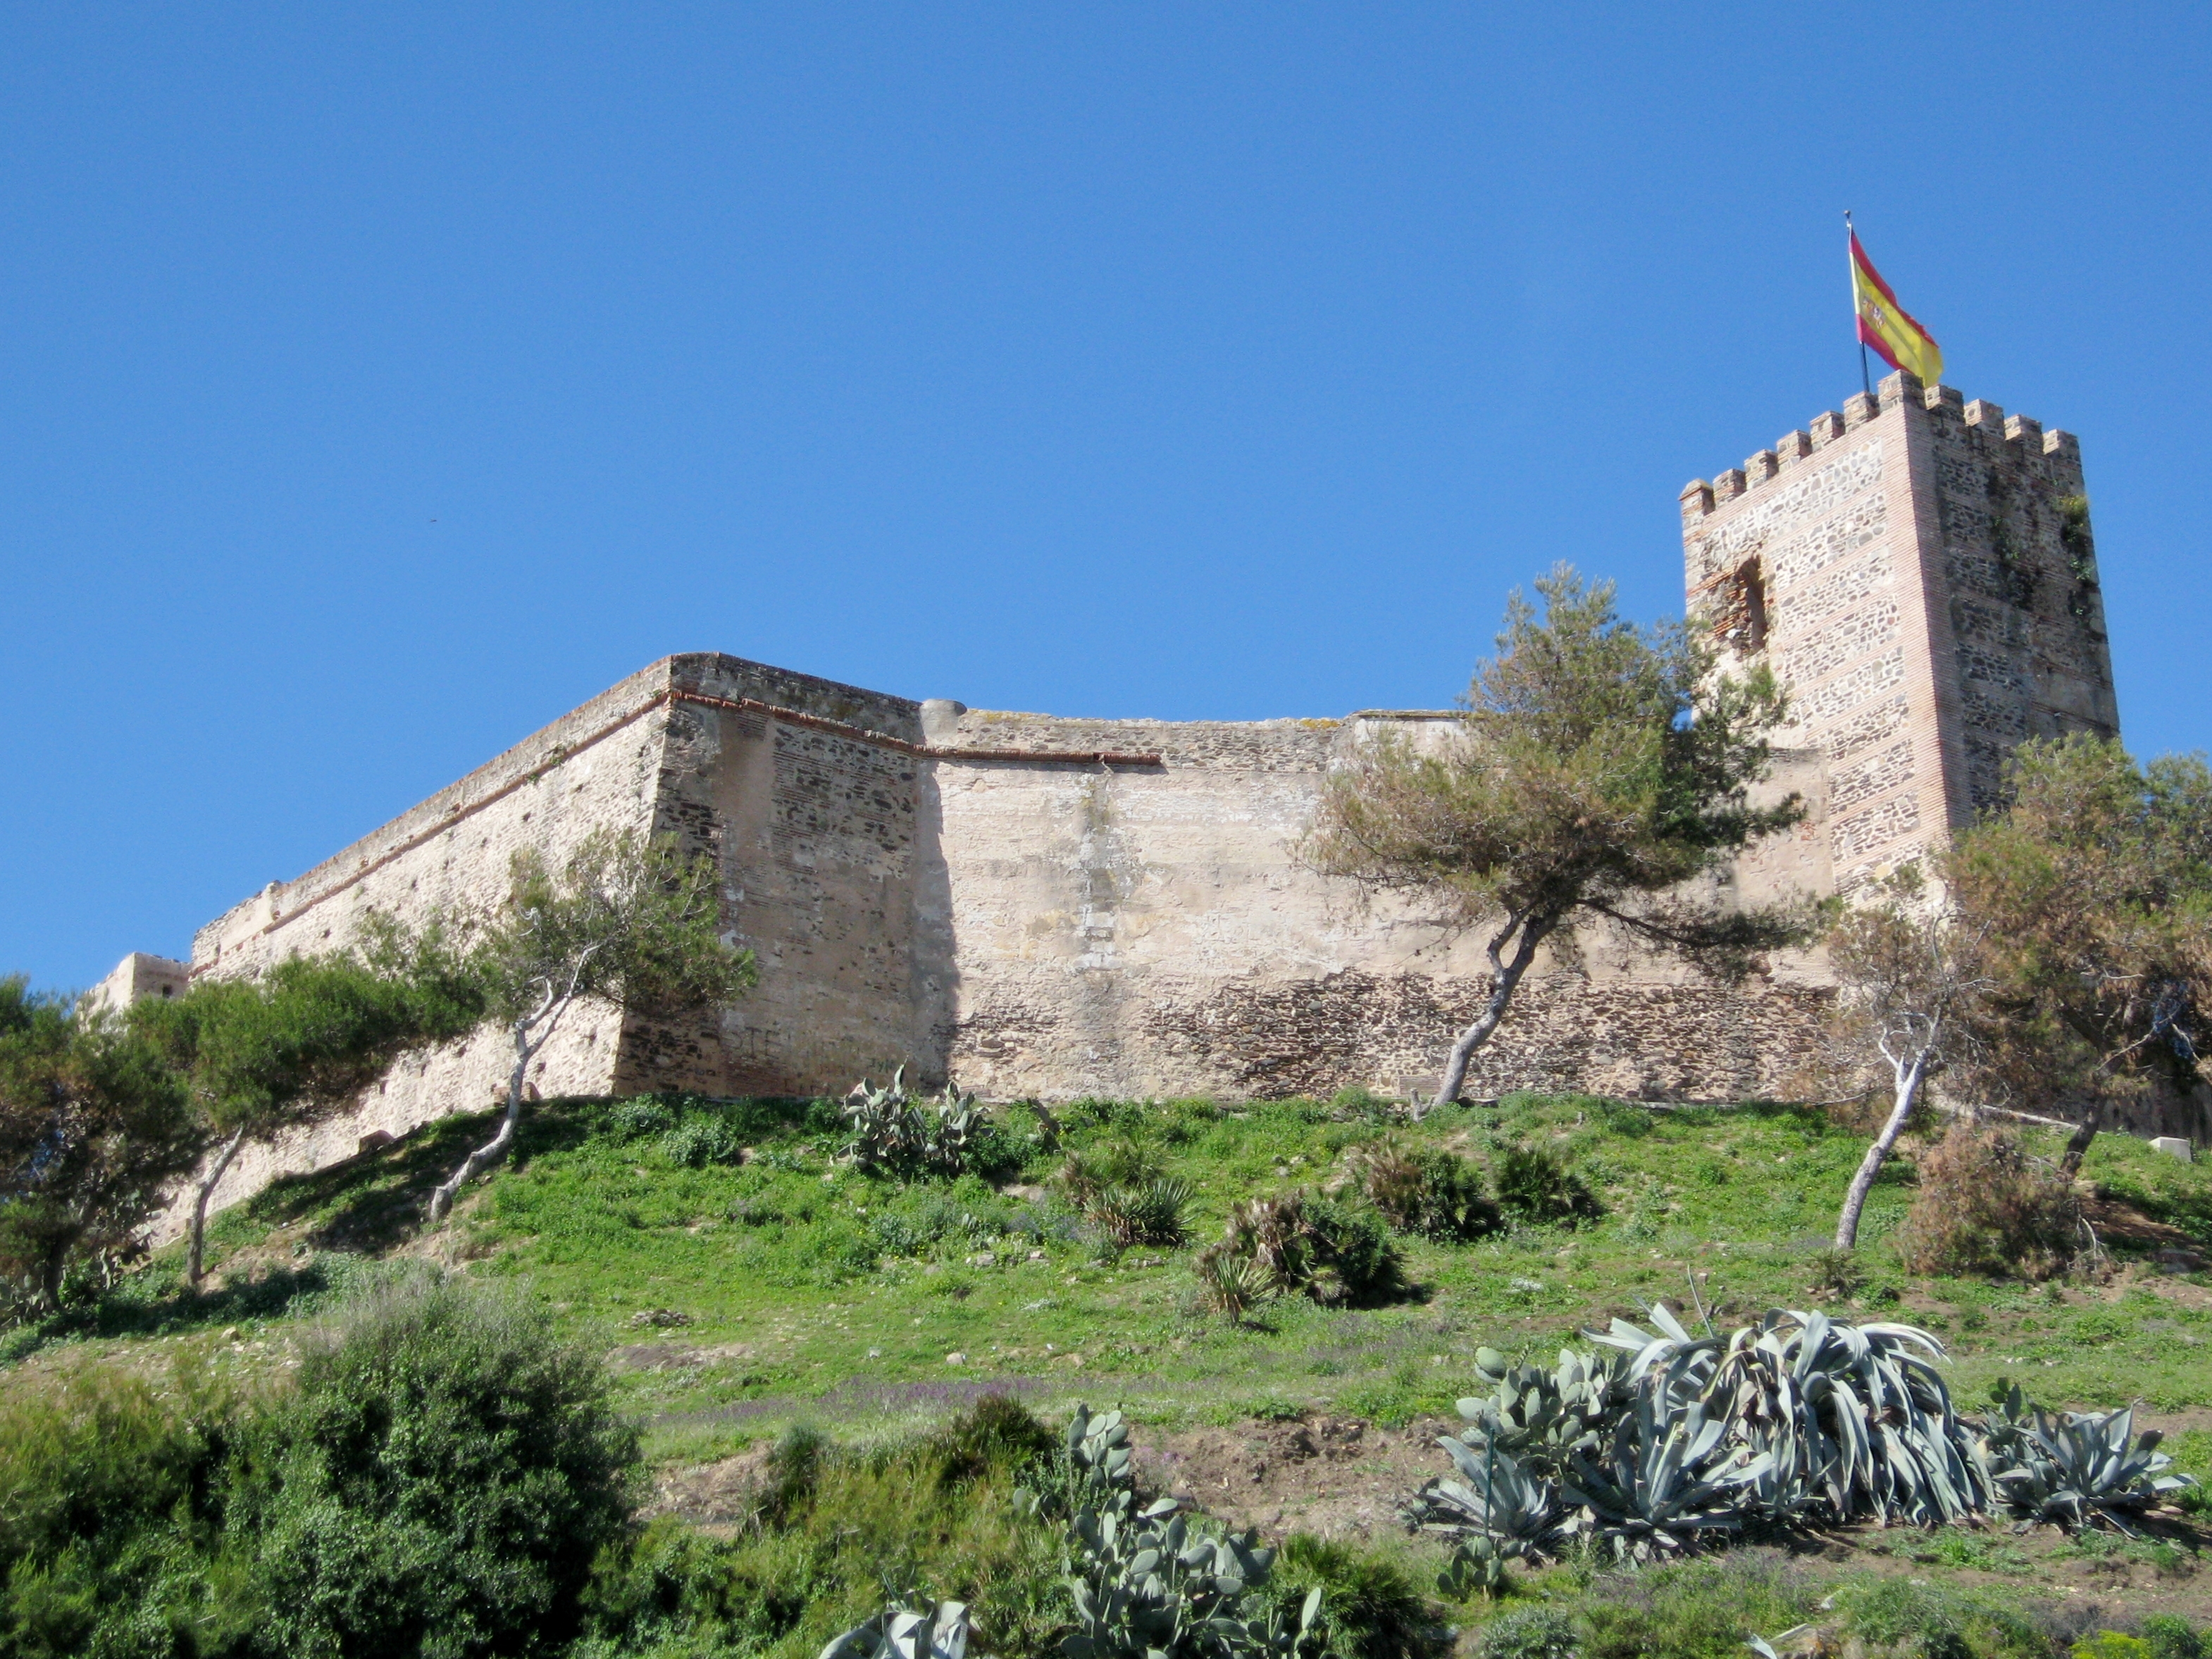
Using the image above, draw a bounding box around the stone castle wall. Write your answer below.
[926,709,1829,1102]
[168,654,1840,1240]
[143,378,2180,1230]
[173,655,949,1232]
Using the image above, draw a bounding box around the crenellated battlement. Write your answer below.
[1682,374,2081,526]
[1678,369,2117,897]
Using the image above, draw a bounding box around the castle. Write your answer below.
[112,371,2154,1220]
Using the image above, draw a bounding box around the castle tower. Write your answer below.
[1681,371,2119,893]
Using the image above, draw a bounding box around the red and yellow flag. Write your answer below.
[1850,230,1943,385]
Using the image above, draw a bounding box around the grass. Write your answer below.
[18,1088,2211,1442]
[4,1088,2210,1653]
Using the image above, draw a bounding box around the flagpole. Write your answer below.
[1845,210,1871,398]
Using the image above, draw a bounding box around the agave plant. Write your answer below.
[1558,1393,1774,1560]
[1406,1301,2075,1584]
[1407,1436,1565,1555]
[819,1601,970,1659]
[1987,1401,2195,1533]
[1591,1304,1989,1527]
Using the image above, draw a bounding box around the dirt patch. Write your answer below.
[1800,1517,2212,1627]
[1132,1412,1454,1542]
[609,1341,757,1374]
[647,1442,777,1534]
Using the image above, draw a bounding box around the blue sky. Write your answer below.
[4,5,2208,990]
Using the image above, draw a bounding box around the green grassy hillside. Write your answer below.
[6,1088,2210,1655]
[168,1090,2212,1439]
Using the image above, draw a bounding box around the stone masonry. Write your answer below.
[1682,371,2118,893]
[120,380,2185,1226]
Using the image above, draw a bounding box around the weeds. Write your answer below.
[1895,1124,2084,1279]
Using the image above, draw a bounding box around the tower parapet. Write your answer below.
[1681,372,2117,893]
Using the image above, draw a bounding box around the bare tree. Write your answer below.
[1305,566,1810,1115]
[426,831,757,1224]
[1827,883,1992,1251]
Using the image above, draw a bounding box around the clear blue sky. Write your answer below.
[5,6,2207,991]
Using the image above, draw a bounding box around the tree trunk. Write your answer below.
[1834,1055,1927,1250]
[2058,1112,2099,1178]
[187,1127,250,1291]
[1425,920,1550,1118]
[427,1026,533,1224]
[37,1243,67,1314]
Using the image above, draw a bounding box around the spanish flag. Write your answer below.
[1850,230,1944,385]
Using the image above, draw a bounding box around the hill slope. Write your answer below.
[7,1088,2211,1648]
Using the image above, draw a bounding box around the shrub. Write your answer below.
[231,1272,639,1658]
[1830,1578,2049,1659]
[928,1394,1057,1486]
[1328,1084,1399,1122]
[2076,1636,2156,1659]
[748,1425,830,1527]
[1353,1141,1500,1241]
[605,1095,677,1139]
[577,1512,791,1655]
[0,1357,254,1655]
[1894,1124,2082,1279]
[1475,1607,1579,1659]
[659,1115,744,1168]
[583,1432,1062,1659]
[1491,1145,1601,1226]
[1198,1193,1406,1314]
[1575,1555,1823,1659]
[2139,1615,2207,1659]
[1803,1245,1865,1298]
[1257,1534,1446,1659]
